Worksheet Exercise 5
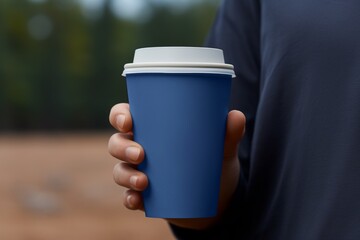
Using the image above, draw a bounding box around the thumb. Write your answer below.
[223,110,246,161]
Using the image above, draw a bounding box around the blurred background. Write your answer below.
[0,0,219,239]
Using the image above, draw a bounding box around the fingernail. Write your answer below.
[127,195,134,208]
[116,114,126,129]
[125,147,140,162]
[130,175,138,187]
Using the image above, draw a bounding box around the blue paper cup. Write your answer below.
[123,47,235,218]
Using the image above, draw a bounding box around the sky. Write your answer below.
[77,0,210,21]
[28,0,214,22]
[26,0,214,40]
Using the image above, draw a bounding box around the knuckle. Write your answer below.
[112,163,122,184]
[108,134,122,157]
[108,133,118,149]
[108,134,131,158]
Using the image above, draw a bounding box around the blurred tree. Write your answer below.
[0,0,218,131]
[87,0,125,129]
[139,3,217,47]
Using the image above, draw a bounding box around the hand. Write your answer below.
[108,103,246,230]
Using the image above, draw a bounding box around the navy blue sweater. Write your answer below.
[171,0,360,239]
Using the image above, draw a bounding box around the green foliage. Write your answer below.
[0,0,218,131]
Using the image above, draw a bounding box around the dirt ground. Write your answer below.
[0,133,174,240]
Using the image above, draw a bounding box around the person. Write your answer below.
[108,0,360,239]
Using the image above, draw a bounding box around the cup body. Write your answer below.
[126,72,232,218]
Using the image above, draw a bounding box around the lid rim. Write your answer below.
[122,67,236,78]
[124,62,234,70]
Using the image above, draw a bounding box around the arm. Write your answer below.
[107,0,260,238]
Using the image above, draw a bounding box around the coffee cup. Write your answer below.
[123,47,235,218]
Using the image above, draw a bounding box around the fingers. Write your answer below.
[223,110,246,160]
[109,103,132,133]
[108,133,144,164]
[113,162,148,191]
[110,134,147,212]
[109,104,146,212]
[115,163,147,211]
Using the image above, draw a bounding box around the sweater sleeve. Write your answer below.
[170,0,261,238]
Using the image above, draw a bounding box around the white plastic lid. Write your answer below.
[122,47,235,77]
